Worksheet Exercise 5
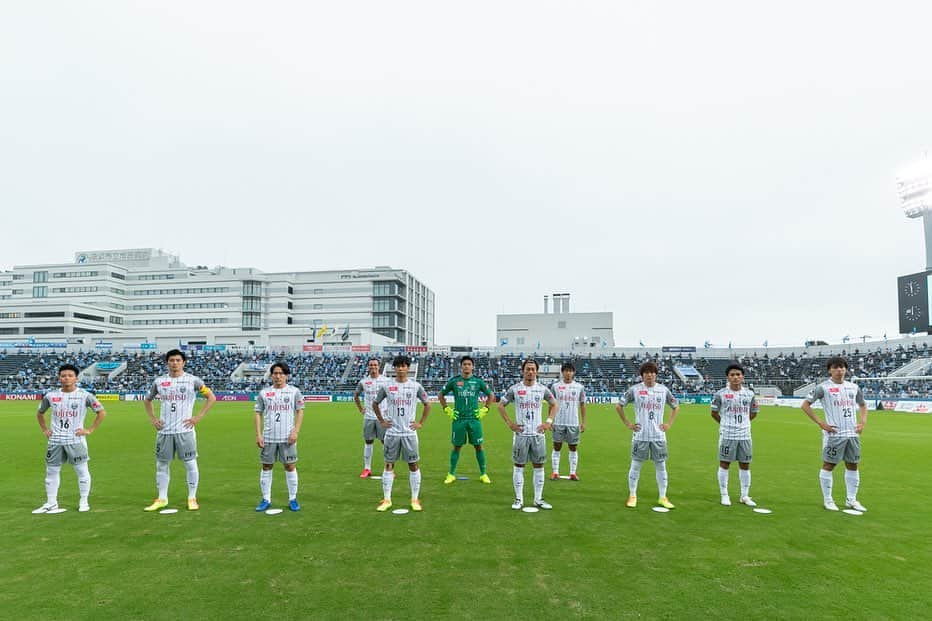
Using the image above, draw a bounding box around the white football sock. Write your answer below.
[364,444,373,469]
[533,467,545,503]
[568,451,579,475]
[260,469,273,501]
[409,469,422,500]
[382,469,395,501]
[739,469,751,497]
[628,460,643,496]
[45,465,61,505]
[184,460,199,499]
[655,462,669,498]
[156,460,170,499]
[844,469,860,502]
[718,467,729,495]
[513,466,525,502]
[819,469,833,502]
[285,469,298,500]
[74,462,91,502]
[551,450,561,473]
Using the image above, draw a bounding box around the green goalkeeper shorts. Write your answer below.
[452,419,484,447]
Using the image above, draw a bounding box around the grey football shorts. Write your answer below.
[631,440,667,462]
[718,439,752,463]
[383,434,419,464]
[513,434,547,465]
[260,441,299,465]
[822,435,860,464]
[552,425,581,445]
[155,432,198,462]
[46,441,89,466]
[363,418,386,443]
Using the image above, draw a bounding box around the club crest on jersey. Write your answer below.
[180,387,187,393]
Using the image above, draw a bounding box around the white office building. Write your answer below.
[497,294,614,351]
[0,249,435,351]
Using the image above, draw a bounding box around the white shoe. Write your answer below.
[534,500,553,510]
[740,496,757,507]
[78,501,90,513]
[32,502,58,514]
[720,495,732,506]
[511,498,523,510]
[824,500,839,511]
[846,499,867,512]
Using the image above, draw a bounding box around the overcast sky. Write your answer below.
[2,1,931,347]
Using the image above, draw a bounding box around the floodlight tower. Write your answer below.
[897,154,932,270]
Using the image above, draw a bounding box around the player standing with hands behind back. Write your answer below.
[254,362,304,512]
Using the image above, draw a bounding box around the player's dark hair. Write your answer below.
[165,349,186,362]
[460,355,475,365]
[58,364,79,376]
[270,361,290,375]
[393,355,411,368]
[561,362,575,372]
[725,363,745,375]
[521,358,539,372]
[639,361,658,376]
[367,357,381,367]
[826,356,848,370]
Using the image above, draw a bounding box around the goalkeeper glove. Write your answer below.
[477,406,489,419]
[444,406,458,420]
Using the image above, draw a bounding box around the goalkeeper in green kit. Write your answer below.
[439,356,496,484]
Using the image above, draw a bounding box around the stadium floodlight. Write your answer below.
[896,153,932,269]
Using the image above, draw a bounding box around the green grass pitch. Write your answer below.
[1,400,930,620]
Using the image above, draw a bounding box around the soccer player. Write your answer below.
[549,362,587,481]
[33,364,106,513]
[254,362,305,512]
[801,356,868,512]
[439,355,495,484]
[710,364,759,506]
[353,358,388,478]
[615,361,679,509]
[372,355,431,512]
[497,359,558,510]
[142,349,216,512]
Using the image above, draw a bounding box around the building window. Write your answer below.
[287,317,293,325]
[74,312,105,322]
[109,316,124,325]
[0,327,19,334]
[557,321,567,329]
[24,326,65,334]
[33,271,48,283]
[24,311,65,318]
[0,312,21,319]
[110,272,126,280]
[33,286,48,298]
[287,301,293,310]
[73,327,105,334]
[287,286,294,295]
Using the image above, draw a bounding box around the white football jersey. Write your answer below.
[255,384,304,443]
[550,380,586,426]
[500,382,556,437]
[146,373,208,435]
[805,380,865,438]
[621,382,678,442]
[374,379,429,437]
[711,386,758,440]
[355,375,389,420]
[38,388,104,446]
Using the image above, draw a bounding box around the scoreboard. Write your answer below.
[898,270,931,333]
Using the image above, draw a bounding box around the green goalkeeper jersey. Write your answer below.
[440,375,492,420]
